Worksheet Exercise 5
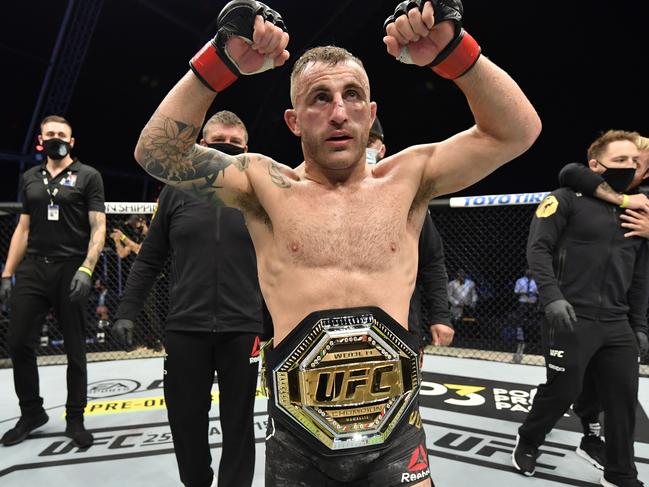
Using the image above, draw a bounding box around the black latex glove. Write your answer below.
[544,299,577,331]
[636,331,649,359]
[112,319,135,350]
[0,277,12,303]
[69,270,92,302]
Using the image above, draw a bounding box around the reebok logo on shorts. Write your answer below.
[249,336,261,364]
[401,444,430,483]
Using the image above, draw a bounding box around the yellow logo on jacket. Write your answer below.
[536,195,559,218]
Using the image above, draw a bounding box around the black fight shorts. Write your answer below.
[265,410,433,487]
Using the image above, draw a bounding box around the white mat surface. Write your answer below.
[1,355,647,486]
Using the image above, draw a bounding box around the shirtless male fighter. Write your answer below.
[134,1,541,485]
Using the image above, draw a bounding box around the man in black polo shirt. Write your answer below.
[112,111,265,487]
[0,115,106,448]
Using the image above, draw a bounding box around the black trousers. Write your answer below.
[573,360,603,430]
[8,256,88,417]
[519,318,639,483]
[164,330,259,487]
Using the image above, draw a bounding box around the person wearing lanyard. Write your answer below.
[0,115,106,448]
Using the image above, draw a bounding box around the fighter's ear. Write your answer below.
[284,109,300,136]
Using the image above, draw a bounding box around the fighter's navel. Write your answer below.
[390,242,398,252]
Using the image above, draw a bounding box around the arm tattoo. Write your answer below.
[598,181,617,195]
[83,211,106,270]
[236,155,251,172]
[268,160,291,188]
[137,111,250,204]
[138,113,202,180]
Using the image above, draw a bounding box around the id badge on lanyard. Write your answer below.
[47,204,59,221]
[43,170,66,222]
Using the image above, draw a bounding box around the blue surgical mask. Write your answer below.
[366,148,380,165]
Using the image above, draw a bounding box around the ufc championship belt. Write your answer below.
[265,307,421,455]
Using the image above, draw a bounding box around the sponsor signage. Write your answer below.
[104,202,157,214]
[419,371,649,442]
[449,192,550,208]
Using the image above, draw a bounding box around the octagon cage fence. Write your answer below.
[0,193,647,377]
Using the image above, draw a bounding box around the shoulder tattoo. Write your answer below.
[268,160,291,189]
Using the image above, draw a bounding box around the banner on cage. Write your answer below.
[104,202,157,214]
[449,192,550,208]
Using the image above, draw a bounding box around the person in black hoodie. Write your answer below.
[552,134,649,473]
[112,111,266,487]
[512,130,649,487]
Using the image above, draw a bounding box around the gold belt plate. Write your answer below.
[271,312,420,451]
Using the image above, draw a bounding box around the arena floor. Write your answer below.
[1,355,647,487]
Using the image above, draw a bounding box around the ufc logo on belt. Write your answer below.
[549,349,565,358]
[300,360,403,406]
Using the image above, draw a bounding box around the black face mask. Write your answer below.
[597,161,636,192]
[207,142,245,156]
[42,138,71,160]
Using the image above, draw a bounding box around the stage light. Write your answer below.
[34,143,44,161]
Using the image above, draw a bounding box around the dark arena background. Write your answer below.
[1,1,648,486]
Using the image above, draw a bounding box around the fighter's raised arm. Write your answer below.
[383,0,541,198]
[134,0,289,208]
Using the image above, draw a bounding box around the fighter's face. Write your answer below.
[287,61,376,171]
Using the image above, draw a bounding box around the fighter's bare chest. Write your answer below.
[271,189,408,269]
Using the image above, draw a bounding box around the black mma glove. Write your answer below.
[544,299,577,332]
[189,0,287,92]
[384,0,481,79]
[636,331,649,359]
[112,319,135,350]
[0,276,12,303]
[69,267,92,303]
